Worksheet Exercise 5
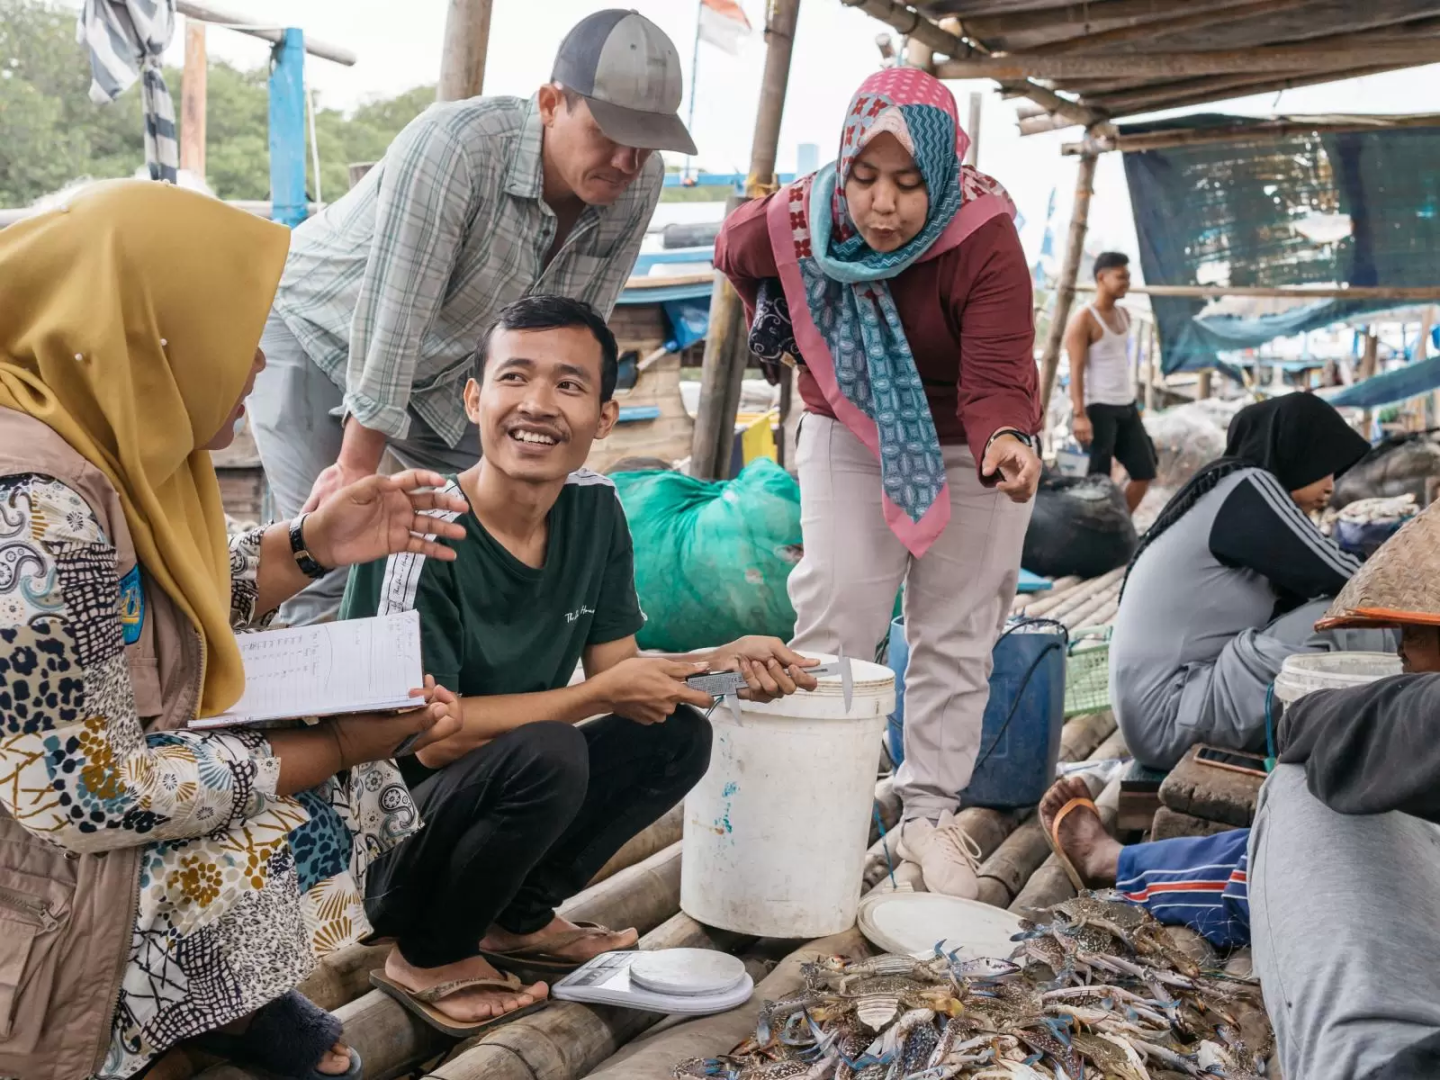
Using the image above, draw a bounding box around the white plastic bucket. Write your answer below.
[1054,446,1090,478]
[1272,651,1402,704]
[679,655,896,938]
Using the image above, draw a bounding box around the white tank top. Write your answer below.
[1082,304,1134,407]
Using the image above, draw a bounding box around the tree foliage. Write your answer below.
[0,0,433,206]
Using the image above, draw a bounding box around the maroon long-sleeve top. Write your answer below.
[713,193,1042,472]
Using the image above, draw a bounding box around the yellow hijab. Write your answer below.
[0,180,290,717]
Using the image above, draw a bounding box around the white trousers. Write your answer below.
[788,414,1034,820]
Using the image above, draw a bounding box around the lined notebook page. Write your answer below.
[189,611,424,728]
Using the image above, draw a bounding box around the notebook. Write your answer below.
[188,610,425,729]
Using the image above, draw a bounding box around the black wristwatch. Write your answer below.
[289,514,331,580]
[988,428,1037,452]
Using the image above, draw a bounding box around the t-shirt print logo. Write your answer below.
[565,605,596,623]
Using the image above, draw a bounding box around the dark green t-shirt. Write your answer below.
[340,471,646,699]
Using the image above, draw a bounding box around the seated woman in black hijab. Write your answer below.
[1109,393,1394,769]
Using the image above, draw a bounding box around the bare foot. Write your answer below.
[481,914,639,963]
[1039,776,1123,887]
[384,950,547,1024]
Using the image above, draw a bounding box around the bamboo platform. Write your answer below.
[186,573,1128,1080]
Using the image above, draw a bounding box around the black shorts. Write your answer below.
[1086,402,1157,482]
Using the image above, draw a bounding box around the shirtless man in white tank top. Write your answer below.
[1065,251,1155,513]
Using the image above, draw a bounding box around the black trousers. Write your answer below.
[1085,401,1158,482]
[364,709,712,968]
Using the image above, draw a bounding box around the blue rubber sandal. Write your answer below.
[192,990,362,1080]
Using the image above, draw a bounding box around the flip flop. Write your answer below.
[1044,795,1097,894]
[477,922,635,984]
[369,970,547,1039]
[190,990,361,1080]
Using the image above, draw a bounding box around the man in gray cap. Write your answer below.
[248,10,695,625]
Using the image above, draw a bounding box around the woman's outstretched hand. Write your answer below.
[303,470,469,570]
[982,433,1041,503]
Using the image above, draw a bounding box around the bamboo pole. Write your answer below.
[174,0,356,65]
[1197,370,1214,400]
[180,21,207,178]
[957,0,1228,39]
[691,0,802,480]
[1037,568,1126,623]
[975,714,1119,907]
[587,805,683,886]
[281,915,743,1080]
[424,916,750,1080]
[1026,0,1311,55]
[836,0,1106,130]
[437,0,493,102]
[1359,329,1380,432]
[1009,772,1123,918]
[581,929,875,1080]
[1062,113,1440,155]
[295,943,391,1013]
[560,841,682,935]
[1039,152,1098,415]
[1078,283,1440,300]
[935,42,1440,80]
[904,33,936,72]
[965,92,982,167]
[1086,61,1409,119]
[1016,576,1087,617]
[1059,582,1122,629]
[862,711,1116,891]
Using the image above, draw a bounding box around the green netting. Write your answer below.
[1120,115,1440,373]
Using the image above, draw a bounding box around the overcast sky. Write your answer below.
[115,0,1440,268]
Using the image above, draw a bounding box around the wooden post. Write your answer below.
[777,366,793,471]
[1420,307,1437,429]
[437,0,492,102]
[1359,328,1379,433]
[1197,369,1213,400]
[180,21,207,178]
[347,162,376,188]
[690,0,802,479]
[903,34,935,73]
[966,91,982,167]
[1039,151,1098,415]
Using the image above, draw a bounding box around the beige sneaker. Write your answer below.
[895,811,982,899]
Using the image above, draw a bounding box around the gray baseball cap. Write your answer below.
[552,9,698,156]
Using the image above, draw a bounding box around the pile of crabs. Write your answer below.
[674,893,1273,1080]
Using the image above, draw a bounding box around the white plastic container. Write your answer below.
[680,655,896,938]
[1272,651,1402,705]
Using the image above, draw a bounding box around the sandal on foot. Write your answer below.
[369,970,547,1039]
[477,922,634,983]
[1044,795,1097,893]
[191,990,361,1080]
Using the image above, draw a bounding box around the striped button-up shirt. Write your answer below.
[271,94,661,446]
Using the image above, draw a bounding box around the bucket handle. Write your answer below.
[971,634,1066,775]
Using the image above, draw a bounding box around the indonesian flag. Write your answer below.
[698,0,752,55]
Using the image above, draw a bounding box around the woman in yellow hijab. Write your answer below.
[0,181,467,1080]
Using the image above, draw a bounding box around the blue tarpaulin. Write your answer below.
[1323,355,1440,409]
[1120,115,1440,373]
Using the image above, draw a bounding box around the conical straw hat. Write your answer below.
[1316,500,1440,630]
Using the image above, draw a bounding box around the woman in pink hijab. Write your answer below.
[715,68,1041,898]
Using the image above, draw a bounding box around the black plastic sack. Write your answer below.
[1332,432,1440,510]
[1023,471,1138,579]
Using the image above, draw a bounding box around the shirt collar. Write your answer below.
[504,96,546,201]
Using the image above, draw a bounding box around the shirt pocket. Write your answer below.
[0,865,74,1052]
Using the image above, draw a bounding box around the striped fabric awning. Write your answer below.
[77,0,179,183]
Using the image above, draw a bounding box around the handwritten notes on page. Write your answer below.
[188,611,424,729]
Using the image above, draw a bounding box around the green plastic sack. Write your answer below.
[612,460,802,652]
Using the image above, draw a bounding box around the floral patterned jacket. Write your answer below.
[0,410,422,1080]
